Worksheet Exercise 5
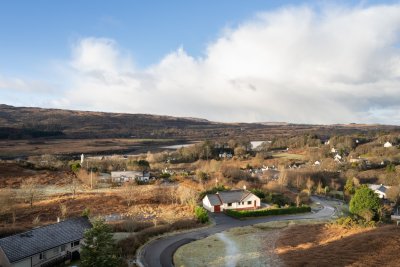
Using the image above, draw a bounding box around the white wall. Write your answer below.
[12,258,31,267]
[202,196,214,212]
[221,194,261,211]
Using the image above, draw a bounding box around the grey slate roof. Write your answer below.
[206,194,222,206]
[0,216,92,263]
[206,190,256,205]
[218,190,252,203]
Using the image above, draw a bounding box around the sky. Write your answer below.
[1,0,400,124]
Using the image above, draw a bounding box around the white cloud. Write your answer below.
[17,4,400,124]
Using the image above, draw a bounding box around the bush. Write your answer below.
[349,185,381,221]
[264,192,292,207]
[117,219,201,256]
[250,188,265,199]
[109,220,153,232]
[199,185,228,200]
[195,206,209,223]
[334,216,376,228]
[225,206,311,218]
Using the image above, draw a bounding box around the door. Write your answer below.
[214,205,221,212]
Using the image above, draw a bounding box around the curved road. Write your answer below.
[138,196,336,267]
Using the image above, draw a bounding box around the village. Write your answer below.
[1,132,400,266]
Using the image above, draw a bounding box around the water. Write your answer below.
[161,143,196,149]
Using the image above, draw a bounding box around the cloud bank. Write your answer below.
[4,4,400,124]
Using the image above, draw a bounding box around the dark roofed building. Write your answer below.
[0,216,91,267]
[202,189,261,212]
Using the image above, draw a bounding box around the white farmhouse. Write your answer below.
[368,184,391,199]
[202,189,261,213]
[384,142,393,148]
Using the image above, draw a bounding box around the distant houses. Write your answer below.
[202,189,261,213]
[0,217,91,267]
[111,171,150,183]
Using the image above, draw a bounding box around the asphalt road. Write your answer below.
[138,196,336,267]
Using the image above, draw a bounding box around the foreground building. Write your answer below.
[0,217,91,267]
[202,189,261,212]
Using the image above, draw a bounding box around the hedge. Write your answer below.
[225,206,311,218]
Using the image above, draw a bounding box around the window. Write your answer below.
[238,202,240,205]
[39,252,47,260]
[53,247,59,254]
[227,203,232,207]
[61,245,66,252]
[247,201,252,205]
[71,240,80,248]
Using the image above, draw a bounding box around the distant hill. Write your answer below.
[0,104,399,140]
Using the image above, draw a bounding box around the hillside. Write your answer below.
[1,104,399,140]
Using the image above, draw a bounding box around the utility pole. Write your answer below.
[90,169,93,190]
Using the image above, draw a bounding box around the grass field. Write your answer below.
[173,220,326,267]
[0,138,177,158]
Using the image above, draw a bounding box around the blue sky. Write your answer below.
[1,1,400,124]
[1,0,392,71]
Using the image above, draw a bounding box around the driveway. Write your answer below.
[138,196,335,267]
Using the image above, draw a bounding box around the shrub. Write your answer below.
[334,216,376,228]
[195,206,209,223]
[250,188,265,199]
[199,185,228,200]
[349,185,381,221]
[117,219,201,256]
[225,206,311,218]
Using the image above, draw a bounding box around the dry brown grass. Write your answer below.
[0,186,194,237]
[0,163,72,187]
[276,223,400,267]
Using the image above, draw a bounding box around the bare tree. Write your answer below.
[316,180,324,195]
[59,203,68,220]
[0,189,16,223]
[20,178,42,208]
[306,177,314,196]
[120,181,136,207]
[177,185,198,211]
[278,170,288,192]
[69,174,80,198]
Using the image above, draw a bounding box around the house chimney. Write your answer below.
[57,217,60,223]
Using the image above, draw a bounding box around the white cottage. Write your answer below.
[368,184,391,199]
[384,142,393,148]
[202,189,261,213]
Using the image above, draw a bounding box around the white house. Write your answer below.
[202,189,261,213]
[0,217,91,267]
[111,171,150,183]
[368,184,391,199]
[334,154,342,162]
[384,142,393,148]
[314,161,321,166]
